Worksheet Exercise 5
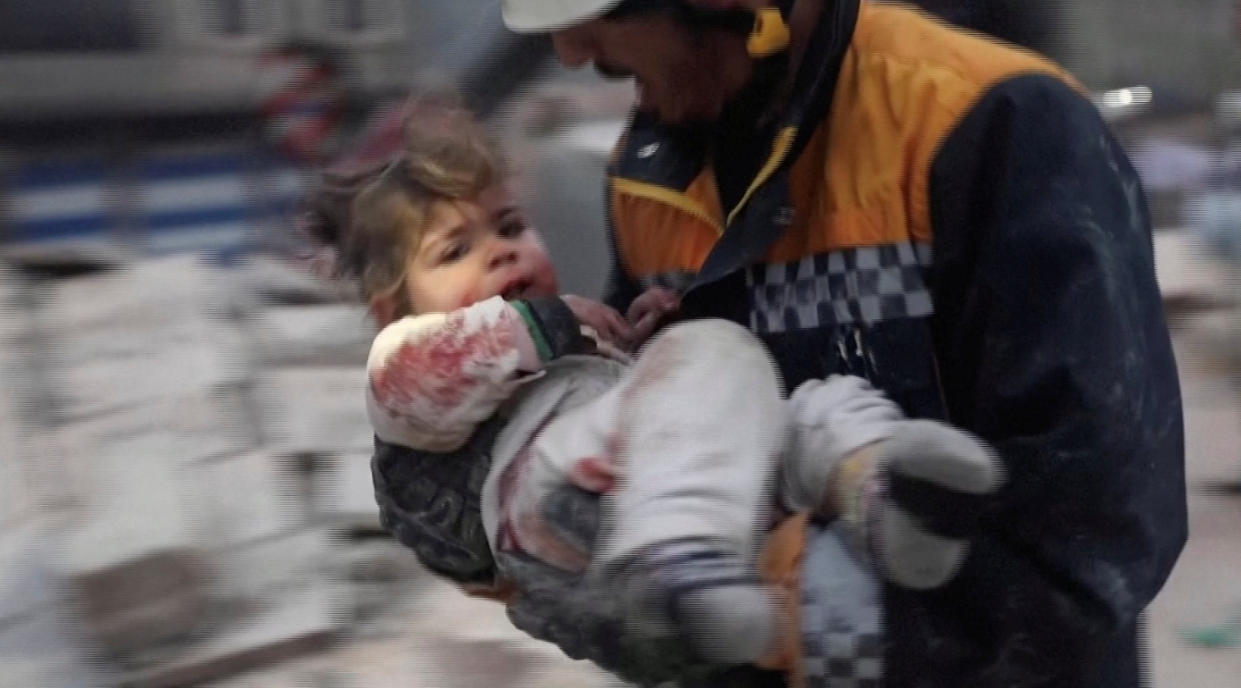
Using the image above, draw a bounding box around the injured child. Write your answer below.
[302,99,1003,687]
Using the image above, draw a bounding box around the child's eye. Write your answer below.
[441,241,469,263]
[499,219,527,238]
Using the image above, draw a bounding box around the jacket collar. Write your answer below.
[694,0,861,289]
[611,0,858,196]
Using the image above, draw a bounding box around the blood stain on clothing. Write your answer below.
[370,309,515,416]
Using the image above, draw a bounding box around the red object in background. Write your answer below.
[335,101,409,169]
[258,44,347,166]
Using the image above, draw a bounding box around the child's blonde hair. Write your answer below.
[302,96,506,314]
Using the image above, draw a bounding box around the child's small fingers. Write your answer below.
[627,296,652,324]
[630,311,660,347]
[610,311,634,344]
[595,307,626,345]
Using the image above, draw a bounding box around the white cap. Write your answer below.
[501,0,625,32]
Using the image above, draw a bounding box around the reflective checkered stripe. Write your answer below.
[800,624,884,688]
[749,243,933,334]
[800,523,885,688]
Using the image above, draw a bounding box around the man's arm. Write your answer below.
[914,74,1186,682]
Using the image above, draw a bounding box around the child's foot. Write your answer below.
[780,375,1003,590]
[834,420,1004,589]
[612,538,786,665]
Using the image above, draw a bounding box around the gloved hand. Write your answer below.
[782,375,1005,589]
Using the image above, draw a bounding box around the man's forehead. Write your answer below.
[598,0,678,20]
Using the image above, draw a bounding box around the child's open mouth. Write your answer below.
[501,279,533,300]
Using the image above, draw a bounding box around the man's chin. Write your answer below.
[639,101,720,127]
[658,111,721,127]
[636,84,719,126]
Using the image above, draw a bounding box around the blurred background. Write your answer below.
[1,1,1240,686]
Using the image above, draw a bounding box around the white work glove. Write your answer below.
[783,375,1005,589]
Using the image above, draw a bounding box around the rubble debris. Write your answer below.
[54,452,210,658]
[117,583,338,688]
[315,452,383,534]
[191,451,307,548]
[238,254,354,306]
[257,367,372,456]
[250,304,373,368]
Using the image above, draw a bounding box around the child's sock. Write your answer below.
[617,538,782,665]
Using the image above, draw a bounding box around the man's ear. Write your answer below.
[369,293,400,329]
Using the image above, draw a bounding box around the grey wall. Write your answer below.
[525,144,613,301]
[1062,0,1241,107]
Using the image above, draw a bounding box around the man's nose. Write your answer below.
[551,29,593,69]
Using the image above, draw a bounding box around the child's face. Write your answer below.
[404,184,559,314]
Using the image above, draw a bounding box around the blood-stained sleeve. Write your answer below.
[367,295,590,452]
[366,296,544,452]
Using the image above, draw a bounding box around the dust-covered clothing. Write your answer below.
[366,294,892,685]
[367,295,870,678]
[366,296,785,573]
[601,1,1186,685]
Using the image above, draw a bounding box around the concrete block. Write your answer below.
[1183,407,1241,487]
[54,449,210,657]
[240,254,353,306]
[7,428,84,514]
[335,538,428,638]
[109,530,342,686]
[402,575,624,688]
[315,452,382,533]
[117,583,338,688]
[0,272,38,525]
[250,304,373,367]
[0,382,31,529]
[67,550,210,659]
[0,602,117,688]
[190,451,304,549]
[1154,228,1237,313]
[0,266,31,346]
[38,255,232,333]
[257,367,373,455]
[48,319,251,421]
[1174,308,1241,369]
[53,392,254,471]
[0,523,53,626]
[211,530,332,607]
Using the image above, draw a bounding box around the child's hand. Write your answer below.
[562,295,633,350]
[626,287,680,350]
